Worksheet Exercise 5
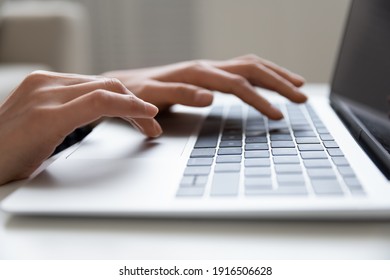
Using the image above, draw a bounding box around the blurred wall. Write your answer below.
[195,0,351,82]
[14,0,350,82]
[76,0,196,73]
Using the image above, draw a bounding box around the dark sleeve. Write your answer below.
[52,125,93,156]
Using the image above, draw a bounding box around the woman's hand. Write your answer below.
[0,71,161,185]
[104,54,306,120]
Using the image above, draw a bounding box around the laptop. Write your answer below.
[2,0,390,218]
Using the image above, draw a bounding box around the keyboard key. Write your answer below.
[272,148,298,156]
[277,174,305,185]
[187,158,213,166]
[223,128,242,135]
[245,136,267,143]
[220,140,242,147]
[218,148,242,155]
[323,141,339,148]
[320,134,334,141]
[245,143,269,150]
[277,184,307,191]
[290,117,308,123]
[190,148,216,158]
[311,179,343,195]
[194,135,219,148]
[332,157,349,166]
[296,137,320,144]
[176,187,204,197]
[194,176,208,186]
[247,118,264,124]
[210,172,240,196]
[244,151,270,158]
[208,106,223,116]
[337,166,355,177]
[246,117,264,123]
[222,134,242,141]
[216,155,241,163]
[300,151,328,159]
[343,177,365,194]
[245,131,267,137]
[316,128,329,134]
[298,144,324,151]
[245,188,308,196]
[269,128,289,134]
[313,123,325,129]
[303,159,332,168]
[307,168,336,179]
[245,177,273,189]
[310,115,322,122]
[225,124,242,130]
[215,163,241,173]
[271,141,295,148]
[343,177,361,188]
[327,148,344,157]
[245,158,271,167]
[291,124,311,131]
[270,134,293,141]
[273,156,300,164]
[225,114,241,121]
[274,164,302,173]
[184,166,211,176]
[289,117,308,123]
[180,176,195,186]
[246,124,266,131]
[194,117,222,148]
[294,131,316,137]
[245,167,271,177]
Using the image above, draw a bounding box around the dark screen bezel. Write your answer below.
[328,0,390,178]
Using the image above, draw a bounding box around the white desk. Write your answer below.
[1,85,390,260]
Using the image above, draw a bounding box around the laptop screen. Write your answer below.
[330,0,390,168]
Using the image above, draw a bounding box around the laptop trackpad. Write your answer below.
[67,112,202,160]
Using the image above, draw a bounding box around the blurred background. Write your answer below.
[0,0,350,100]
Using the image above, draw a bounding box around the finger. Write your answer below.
[125,117,162,138]
[175,63,283,119]
[49,78,133,104]
[233,55,305,87]
[259,58,305,87]
[30,70,101,86]
[140,81,214,107]
[217,61,307,103]
[57,89,159,134]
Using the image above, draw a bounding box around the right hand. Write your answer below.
[105,54,306,119]
[0,70,161,185]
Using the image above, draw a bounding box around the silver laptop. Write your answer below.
[2,0,390,218]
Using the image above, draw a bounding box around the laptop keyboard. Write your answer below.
[177,103,365,198]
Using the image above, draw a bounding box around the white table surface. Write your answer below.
[1,84,390,260]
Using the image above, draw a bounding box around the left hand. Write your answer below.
[104,54,306,120]
[0,71,160,185]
